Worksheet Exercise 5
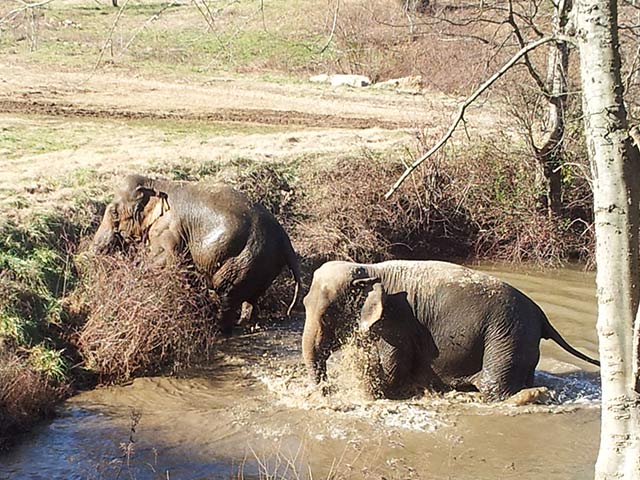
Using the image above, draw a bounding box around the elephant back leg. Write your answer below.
[210,253,254,334]
[210,245,284,333]
[477,338,539,402]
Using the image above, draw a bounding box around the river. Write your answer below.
[0,263,601,480]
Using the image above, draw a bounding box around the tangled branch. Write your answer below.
[385,35,566,199]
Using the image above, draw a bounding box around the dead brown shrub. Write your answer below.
[0,348,66,448]
[292,144,592,268]
[296,151,477,265]
[454,140,593,265]
[71,251,218,384]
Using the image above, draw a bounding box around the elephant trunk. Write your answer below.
[92,204,119,254]
[301,313,327,384]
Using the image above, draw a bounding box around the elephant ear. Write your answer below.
[134,185,170,218]
[359,282,386,333]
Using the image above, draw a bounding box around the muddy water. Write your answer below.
[0,264,601,480]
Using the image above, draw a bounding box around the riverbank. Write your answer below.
[0,0,595,453]
[0,147,594,449]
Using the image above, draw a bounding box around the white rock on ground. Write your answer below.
[309,74,371,88]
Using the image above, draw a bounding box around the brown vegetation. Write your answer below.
[291,148,592,267]
[70,251,218,384]
[0,349,67,449]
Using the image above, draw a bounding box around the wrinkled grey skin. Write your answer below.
[358,283,443,399]
[302,260,599,401]
[93,174,302,333]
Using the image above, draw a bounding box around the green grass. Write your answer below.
[0,0,332,76]
[28,345,68,382]
[141,118,287,140]
[0,124,81,158]
[127,27,327,74]
[0,205,97,369]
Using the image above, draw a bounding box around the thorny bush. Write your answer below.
[0,348,67,448]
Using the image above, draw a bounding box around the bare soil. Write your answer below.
[0,60,499,195]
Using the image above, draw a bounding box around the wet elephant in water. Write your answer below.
[93,174,302,333]
[302,260,599,401]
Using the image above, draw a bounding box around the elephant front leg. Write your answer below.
[370,341,415,399]
[147,219,181,267]
[213,291,240,336]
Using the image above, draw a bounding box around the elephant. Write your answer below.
[93,174,302,333]
[302,260,599,401]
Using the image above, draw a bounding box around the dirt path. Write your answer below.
[0,62,499,196]
[0,63,466,126]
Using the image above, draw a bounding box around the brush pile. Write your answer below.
[71,252,217,384]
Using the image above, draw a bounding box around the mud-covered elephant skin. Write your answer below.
[357,283,443,399]
[93,174,302,332]
[302,260,599,401]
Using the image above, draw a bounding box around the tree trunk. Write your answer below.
[112,0,118,6]
[536,0,571,216]
[576,0,640,478]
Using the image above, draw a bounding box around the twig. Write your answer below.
[119,1,181,55]
[85,0,131,81]
[384,35,561,199]
[316,0,340,54]
[0,0,55,28]
[506,0,548,94]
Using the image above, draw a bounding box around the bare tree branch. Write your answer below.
[87,0,131,77]
[506,0,548,93]
[315,0,340,54]
[119,1,181,56]
[0,0,55,26]
[384,35,562,200]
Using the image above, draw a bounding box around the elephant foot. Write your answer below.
[320,383,335,396]
[503,386,552,406]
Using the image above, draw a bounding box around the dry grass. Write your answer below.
[70,250,218,384]
[0,348,67,448]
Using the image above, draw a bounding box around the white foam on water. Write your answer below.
[534,370,601,405]
[246,360,450,435]
[377,402,444,432]
[232,326,600,444]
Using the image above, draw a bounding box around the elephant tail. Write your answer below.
[285,243,303,317]
[542,318,600,367]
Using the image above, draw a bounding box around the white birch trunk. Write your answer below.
[576,0,640,478]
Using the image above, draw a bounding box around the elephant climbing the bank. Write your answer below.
[93,174,302,332]
[302,260,599,401]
